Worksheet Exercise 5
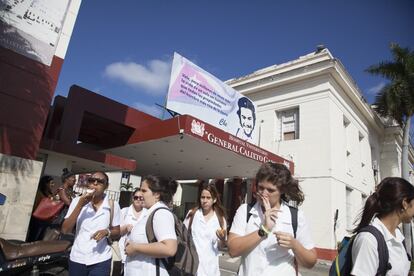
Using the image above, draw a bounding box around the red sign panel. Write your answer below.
[184,116,294,173]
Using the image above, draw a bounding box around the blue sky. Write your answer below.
[55,0,414,119]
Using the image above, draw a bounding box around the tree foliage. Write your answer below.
[367,43,414,127]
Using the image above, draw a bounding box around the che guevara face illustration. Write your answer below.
[237,97,256,137]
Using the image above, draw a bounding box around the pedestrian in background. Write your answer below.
[27,175,55,241]
[119,188,147,274]
[351,177,414,275]
[184,181,227,276]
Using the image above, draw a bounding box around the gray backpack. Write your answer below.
[146,207,199,276]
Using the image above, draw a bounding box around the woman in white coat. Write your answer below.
[62,171,121,276]
[119,188,147,271]
[184,182,227,276]
[351,177,414,275]
[123,175,178,276]
[227,162,316,276]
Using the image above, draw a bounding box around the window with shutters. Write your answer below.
[276,108,299,141]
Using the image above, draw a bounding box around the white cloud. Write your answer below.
[367,81,386,95]
[104,59,171,95]
[133,102,163,118]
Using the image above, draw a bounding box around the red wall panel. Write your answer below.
[0,47,63,160]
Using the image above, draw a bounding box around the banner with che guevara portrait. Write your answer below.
[166,52,258,145]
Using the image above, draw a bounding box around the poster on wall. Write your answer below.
[0,0,71,66]
[166,52,258,145]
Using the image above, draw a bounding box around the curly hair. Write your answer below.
[256,162,304,205]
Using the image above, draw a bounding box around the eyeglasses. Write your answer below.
[133,196,144,201]
[87,177,107,185]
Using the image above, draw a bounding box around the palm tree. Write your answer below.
[367,43,414,255]
[120,182,133,191]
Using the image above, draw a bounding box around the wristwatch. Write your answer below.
[258,227,267,238]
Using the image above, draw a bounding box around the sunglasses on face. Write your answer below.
[133,196,144,201]
[87,177,107,185]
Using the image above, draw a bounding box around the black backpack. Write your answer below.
[246,201,298,238]
[146,207,199,276]
[329,225,393,276]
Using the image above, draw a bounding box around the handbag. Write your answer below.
[33,197,65,221]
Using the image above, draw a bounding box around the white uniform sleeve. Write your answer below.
[64,196,80,219]
[153,209,177,241]
[296,210,314,249]
[120,207,128,226]
[111,201,121,227]
[351,232,379,276]
[229,204,248,236]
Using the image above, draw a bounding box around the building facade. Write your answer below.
[227,48,414,259]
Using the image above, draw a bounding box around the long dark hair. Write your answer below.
[143,175,178,205]
[186,181,227,228]
[39,175,53,196]
[354,177,414,233]
[255,162,304,205]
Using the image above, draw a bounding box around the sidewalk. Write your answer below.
[219,251,331,276]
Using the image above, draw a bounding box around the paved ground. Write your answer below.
[219,251,331,276]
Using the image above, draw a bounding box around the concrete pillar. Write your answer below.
[43,154,73,181]
[0,153,43,240]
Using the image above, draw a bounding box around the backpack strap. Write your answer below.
[358,225,391,276]
[288,205,298,239]
[145,207,173,276]
[246,201,256,223]
[187,208,197,233]
[402,239,412,261]
[287,205,299,276]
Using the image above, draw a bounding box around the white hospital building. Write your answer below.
[226,47,414,259]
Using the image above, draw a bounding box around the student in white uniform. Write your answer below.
[119,188,147,272]
[123,175,178,276]
[351,177,414,276]
[184,181,227,276]
[228,162,316,276]
[61,171,121,276]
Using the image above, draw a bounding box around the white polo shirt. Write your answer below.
[351,217,410,276]
[65,194,121,265]
[230,202,314,276]
[184,209,226,276]
[124,201,177,276]
[119,205,147,263]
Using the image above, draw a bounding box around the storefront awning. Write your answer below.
[105,115,293,180]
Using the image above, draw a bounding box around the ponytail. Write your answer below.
[353,177,414,233]
[353,192,379,233]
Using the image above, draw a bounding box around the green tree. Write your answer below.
[121,182,133,191]
[367,43,414,254]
